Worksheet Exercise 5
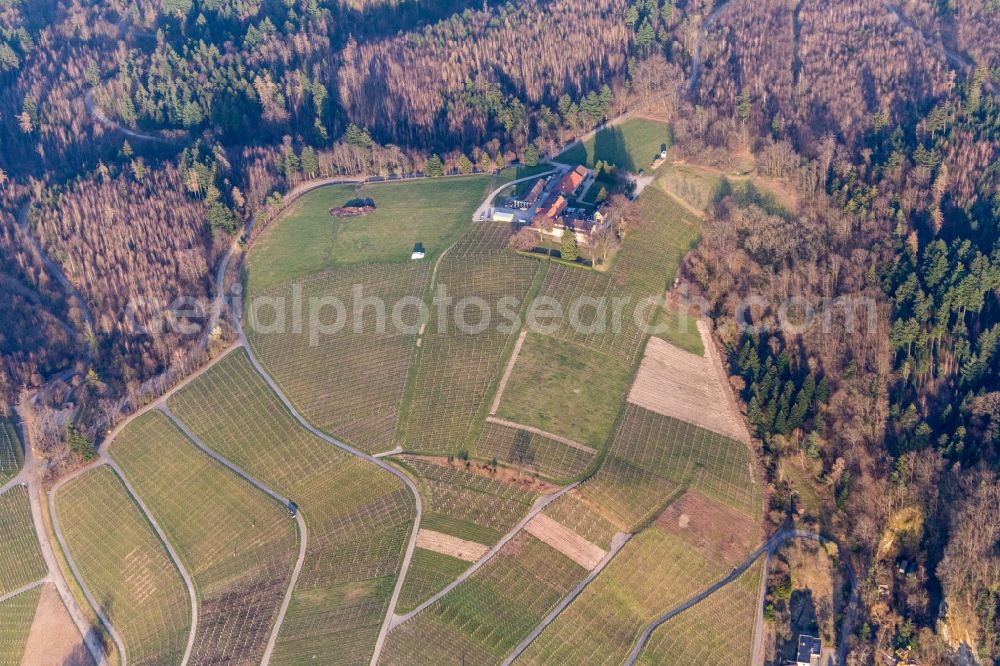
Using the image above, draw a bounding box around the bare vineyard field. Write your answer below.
[494,333,631,450]
[55,466,191,666]
[396,457,536,546]
[0,420,21,484]
[0,586,42,665]
[475,421,595,483]
[247,262,429,453]
[540,491,618,551]
[400,249,541,453]
[168,349,414,665]
[636,559,763,665]
[628,335,747,442]
[579,404,761,531]
[110,411,298,666]
[381,533,588,665]
[0,486,46,596]
[514,528,728,665]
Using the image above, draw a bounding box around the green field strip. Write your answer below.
[167,349,414,666]
[400,249,541,453]
[55,466,191,666]
[0,585,42,665]
[493,333,632,450]
[0,486,47,597]
[395,549,469,615]
[539,492,618,552]
[0,421,22,484]
[109,411,298,666]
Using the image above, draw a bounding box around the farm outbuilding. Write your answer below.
[492,211,515,223]
[411,243,426,259]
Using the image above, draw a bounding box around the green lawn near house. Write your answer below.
[556,118,671,173]
[495,333,632,449]
[248,176,490,293]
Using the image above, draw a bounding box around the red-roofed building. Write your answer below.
[535,194,568,220]
[557,165,589,195]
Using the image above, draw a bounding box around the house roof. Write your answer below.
[558,167,587,194]
[535,194,568,220]
[797,635,821,664]
[561,218,596,233]
[524,179,546,204]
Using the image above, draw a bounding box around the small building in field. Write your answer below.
[411,242,425,260]
[557,165,589,195]
[492,210,516,224]
[795,635,821,666]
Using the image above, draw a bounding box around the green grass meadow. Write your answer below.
[496,333,631,449]
[248,176,490,292]
[556,118,671,173]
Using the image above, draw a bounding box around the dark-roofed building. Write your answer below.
[796,635,821,666]
[524,178,546,205]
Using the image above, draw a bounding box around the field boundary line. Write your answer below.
[484,417,597,455]
[105,460,199,666]
[22,433,111,666]
[158,406,307,666]
[489,329,528,415]
[697,320,754,448]
[0,577,49,604]
[657,181,706,221]
[501,531,632,665]
[48,462,129,666]
[389,481,579,630]
[231,332,423,666]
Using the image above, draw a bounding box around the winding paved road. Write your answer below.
[502,532,632,665]
[235,319,423,666]
[624,528,857,665]
[158,406,307,666]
